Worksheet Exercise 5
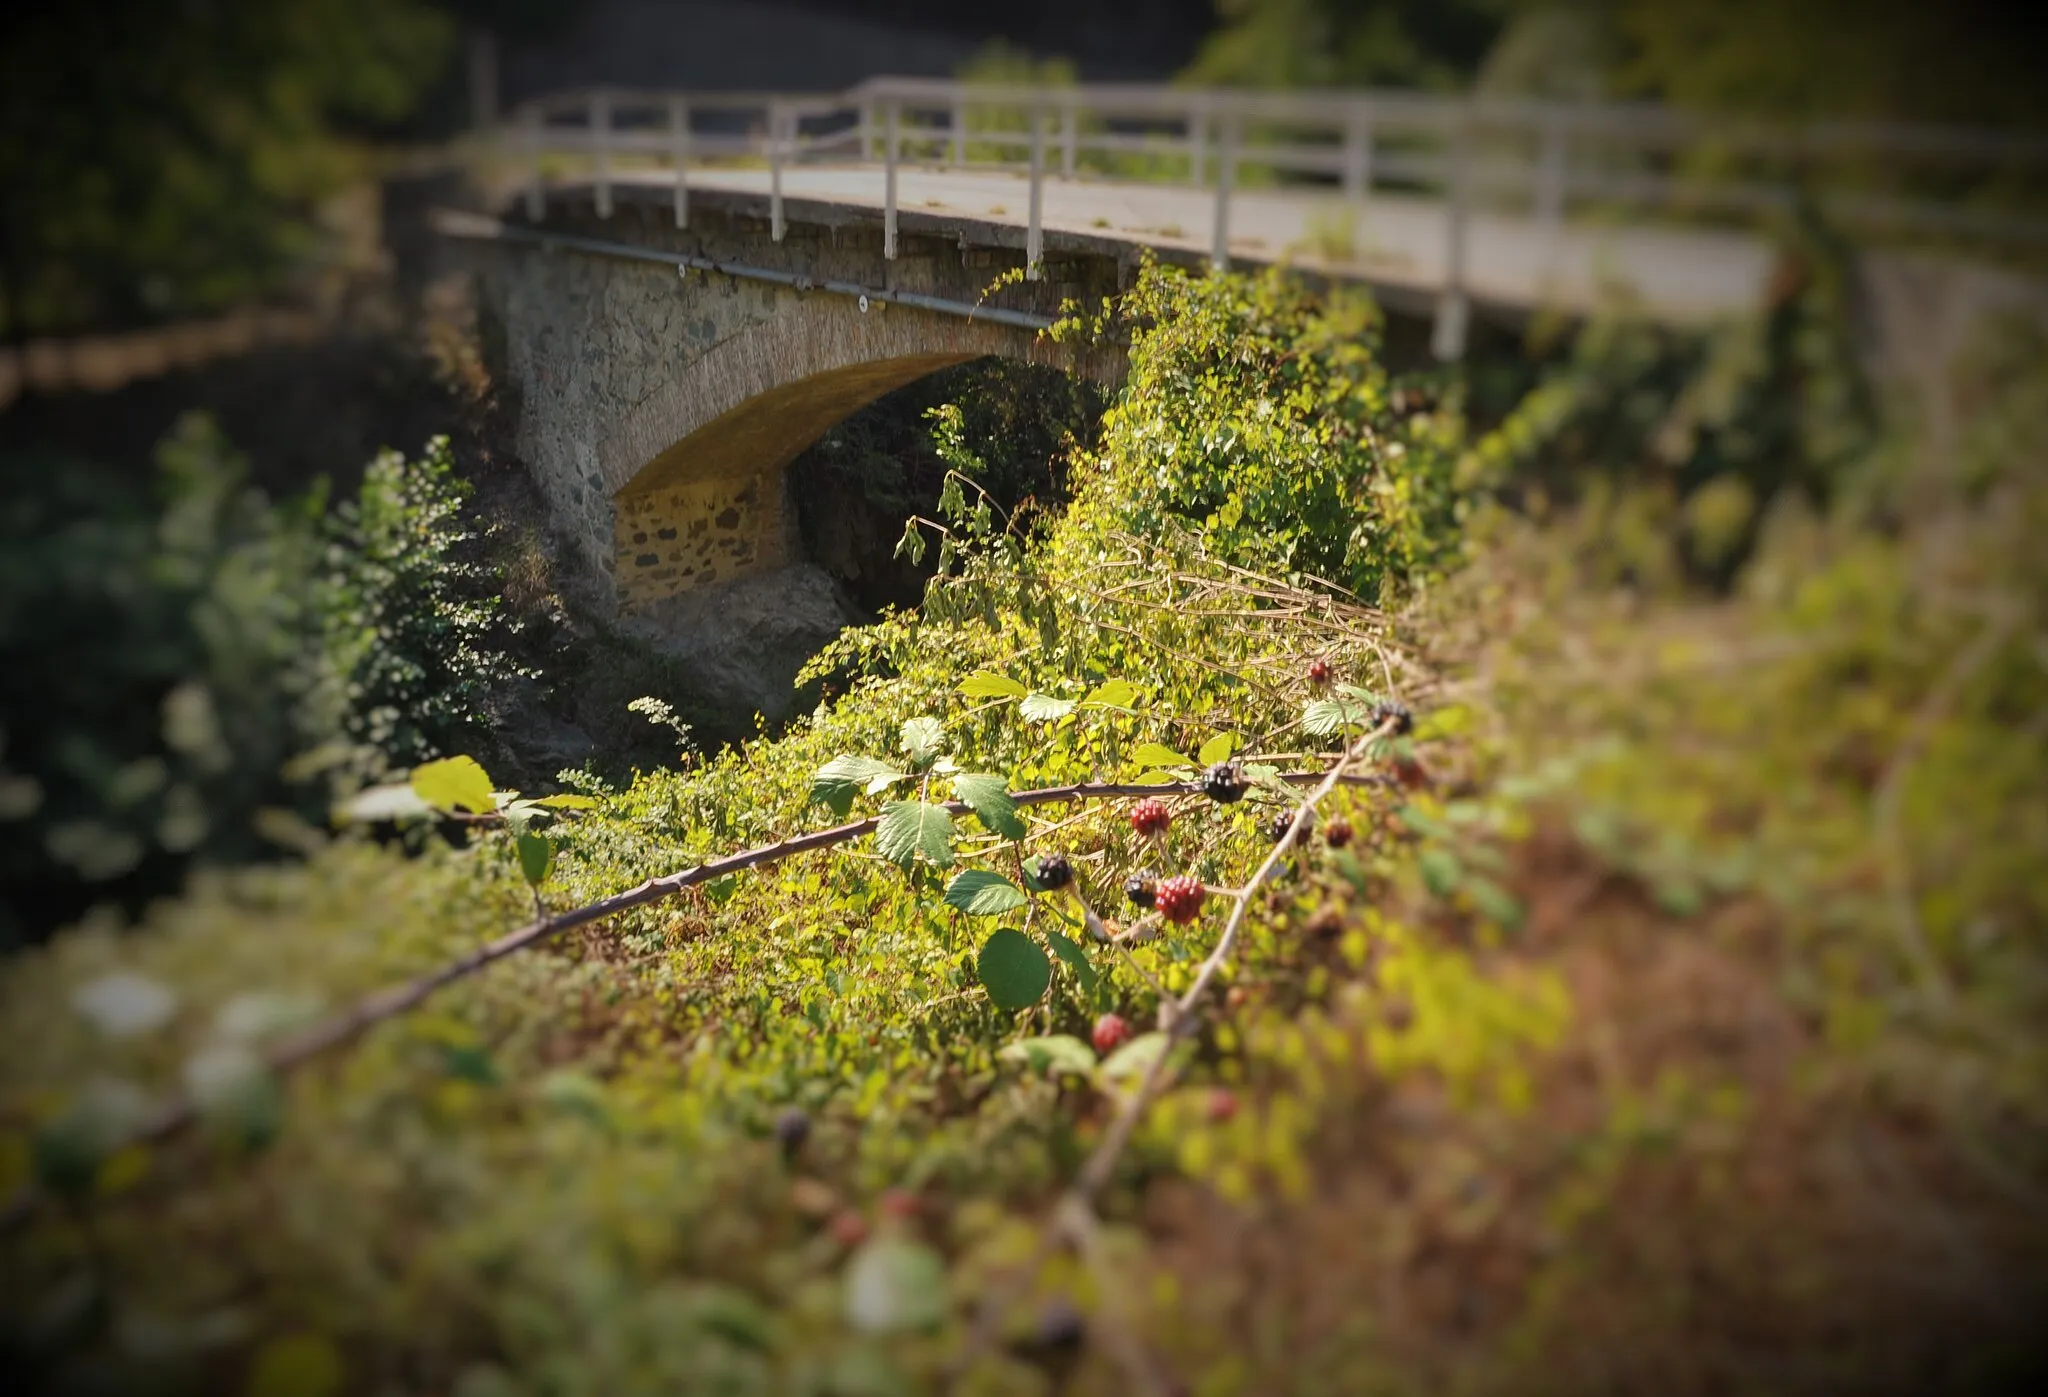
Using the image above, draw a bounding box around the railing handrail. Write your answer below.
[480,75,2048,360]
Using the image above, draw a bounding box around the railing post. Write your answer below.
[670,96,690,229]
[884,100,899,260]
[1211,108,1239,270]
[523,103,544,220]
[591,90,612,218]
[1432,108,1471,361]
[951,95,965,167]
[1027,101,1046,279]
[1189,99,1207,186]
[1061,92,1078,178]
[1536,110,1567,234]
[858,97,874,161]
[770,100,786,242]
[1342,102,1373,202]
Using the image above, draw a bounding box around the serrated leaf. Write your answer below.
[876,801,954,869]
[997,1034,1097,1077]
[899,717,946,763]
[1303,698,1373,737]
[952,773,1026,839]
[959,671,1028,699]
[1044,930,1098,992]
[409,756,495,815]
[1019,692,1077,722]
[1418,846,1464,897]
[976,928,1051,1009]
[811,755,906,815]
[1130,742,1193,769]
[942,870,1028,916]
[534,793,599,810]
[1133,768,1179,785]
[516,833,552,887]
[1196,732,1237,765]
[1081,678,1138,710]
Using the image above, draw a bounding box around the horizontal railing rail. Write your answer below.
[479,74,2048,357]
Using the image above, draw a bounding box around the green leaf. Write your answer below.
[876,801,954,869]
[1303,698,1373,737]
[1397,805,1454,840]
[1133,769,1179,785]
[942,870,1028,916]
[977,928,1051,1010]
[1044,930,1098,992]
[704,874,740,905]
[1019,692,1077,722]
[1130,742,1193,769]
[334,783,432,824]
[248,1332,345,1397]
[811,755,906,815]
[534,793,599,810]
[1097,1031,1172,1083]
[516,833,552,887]
[1418,846,1464,897]
[844,1234,948,1335]
[1196,732,1237,765]
[1081,678,1139,710]
[997,1034,1097,1077]
[1465,875,1525,931]
[899,717,946,764]
[959,671,1028,699]
[952,773,1026,839]
[409,756,495,815]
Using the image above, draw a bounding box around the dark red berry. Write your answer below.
[1267,809,1311,845]
[1091,1013,1132,1055]
[1034,853,1073,891]
[1225,985,1250,1012]
[828,1209,869,1248]
[880,1189,919,1221]
[1392,755,1429,790]
[1124,873,1158,910]
[1323,816,1354,849]
[1200,760,1248,804]
[1308,658,1333,688]
[1206,1088,1238,1123]
[1129,797,1171,837]
[1155,875,1206,924]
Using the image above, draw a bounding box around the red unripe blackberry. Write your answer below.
[1034,853,1074,891]
[1091,1013,1132,1055]
[1200,759,1248,804]
[1225,985,1250,1012]
[1124,872,1158,910]
[828,1209,869,1248]
[1206,1088,1238,1123]
[880,1188,919,1221]
[1129,797,1171,837]
[1155,875,1206,924]
[1322,815,1354,849]
[1392,755,1429,790]
[1308,658,1333,688]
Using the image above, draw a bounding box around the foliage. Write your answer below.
[2,258,2045,1396]
[0,419,531,945]
[320,434,533,767]
[1184,0,1512,91]
[0,0,454,336]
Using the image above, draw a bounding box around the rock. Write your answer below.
[617,563,867,728]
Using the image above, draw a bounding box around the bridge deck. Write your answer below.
[595,164,1776,323]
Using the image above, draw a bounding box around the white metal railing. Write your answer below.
[491,75,2048,353]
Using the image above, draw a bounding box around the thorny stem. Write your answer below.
[0,770,1377,1236]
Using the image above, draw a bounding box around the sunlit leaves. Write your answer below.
[1082,678,1139,710]
[1131,742,1193,769]
[1197,732,1238,765]
[811,756,908,816]
[942,870,1028,916]
[1303,696,1375,737]
[959,671,1028,699]
[876,801,954,869]
[977,928,1051,1009]
[951,773,1025,839]
[1018,692,1078,722]
[516,833,552,887]
[998,1034,1097,1077]
[409,755,494,814]
[899,717,946,766]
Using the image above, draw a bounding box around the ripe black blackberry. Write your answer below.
[1322,815,1355,849]
[1124,872,1158,909]
[1200,759,1249,804]
[1372,700,1413,736]
[1034,853,1074,891]
[772,1106,810,1157]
